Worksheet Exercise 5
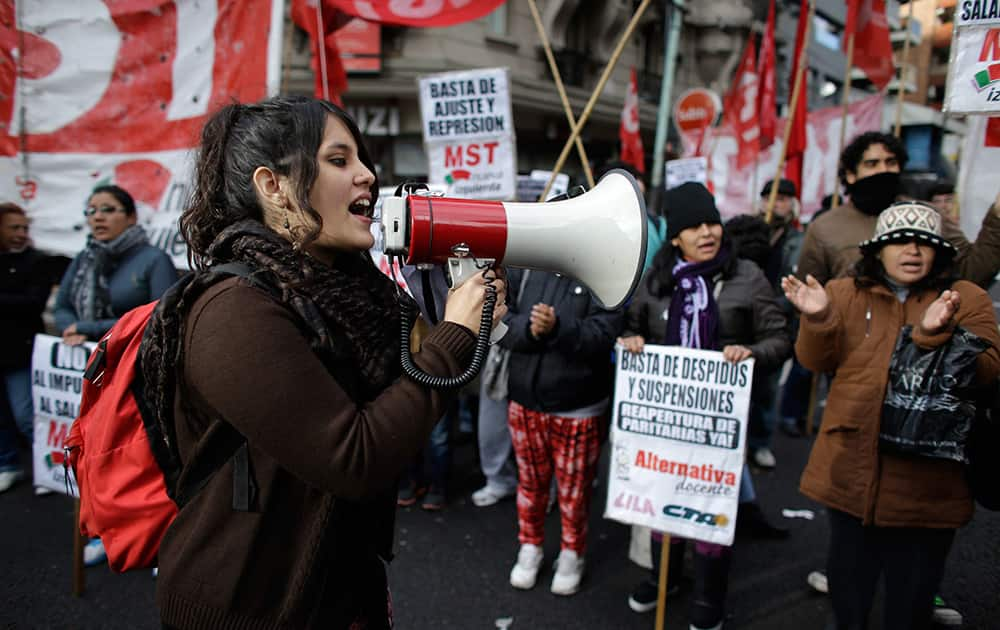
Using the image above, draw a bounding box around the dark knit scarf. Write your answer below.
[205,220,403,401]
[69,225,149,320]
[664,246,730,350]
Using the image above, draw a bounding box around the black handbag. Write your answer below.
[878,325,988,463]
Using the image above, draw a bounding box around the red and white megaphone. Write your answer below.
[381,169,648,310]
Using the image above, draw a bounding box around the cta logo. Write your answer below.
[662,504,729,528]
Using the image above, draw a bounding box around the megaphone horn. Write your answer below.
[382,169,648,310]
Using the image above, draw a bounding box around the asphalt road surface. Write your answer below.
[3,427,998,629]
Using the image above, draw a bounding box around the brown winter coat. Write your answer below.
[797,200,1000,288]
[796,278,1000,528]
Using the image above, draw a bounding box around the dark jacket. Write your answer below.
[54,242,176,338]
[157,278,475,630]
[500,269,624,412]
[625,256,791,370]
[0,248,53,369]
[796,278,1000,528]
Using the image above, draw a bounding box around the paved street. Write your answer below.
[2,428,998,629]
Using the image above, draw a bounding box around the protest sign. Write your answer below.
[31,335,96,495]
[516,170,570,202]
[665,157,709,190]
[945,5,1000,113]
[419,68,517,200]
[605,345,752,546]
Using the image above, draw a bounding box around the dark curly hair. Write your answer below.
[852,245,956,294]
[838,131,908,188]
[181,96,378,269]
[90,184,137,216]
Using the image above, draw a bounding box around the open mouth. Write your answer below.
[349,198,373,218]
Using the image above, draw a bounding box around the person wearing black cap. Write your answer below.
[782,201,1000,630]
[619,182,791,630]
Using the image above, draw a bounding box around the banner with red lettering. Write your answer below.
[606,344,753,546]
[329,0,506,27]
[707,94,883,220]
[0,0,284,267]
[958,116,1000,239]
[31,334,97,495]
[419,68,516,200]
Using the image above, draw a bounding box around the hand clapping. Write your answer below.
[781,274,829,318]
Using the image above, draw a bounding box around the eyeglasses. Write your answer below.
[83,205,124,217]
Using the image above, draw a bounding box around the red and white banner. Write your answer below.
[958,116,1000,239]
[721,37,759,170]
[0,0,283,267]
[757,0,778,150]
[329,0,506,27]
[619,68,645,174]
[845,0,895,90]
[707,94,883,221]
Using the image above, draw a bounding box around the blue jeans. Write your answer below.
[0,368,33,472]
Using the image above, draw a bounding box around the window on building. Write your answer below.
[486,4,508,37]
[813,14,841,50]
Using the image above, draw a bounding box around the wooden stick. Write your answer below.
[527,0,594,195]
[805,372,819,436]
[894,0,916,137]
[73,499,86,596]
[831,28,857,210]
[655,534,671,630]
[541,0,653,200]
[314,0,330,101]
[766,0,815,223]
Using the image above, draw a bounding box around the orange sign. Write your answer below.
[673,88,721,133]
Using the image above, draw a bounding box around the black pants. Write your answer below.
[826,509,955,630]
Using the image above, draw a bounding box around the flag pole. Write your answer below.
[655,534,672,630]
[894,0,916,137]
[314,0,330,101]
[830,28,856,209]
[766,0,815,224]
[527,0,595,193]
[541,0,653,201]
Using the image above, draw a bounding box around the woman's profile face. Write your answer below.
[672,222,723,263]
[304,115,377,257]
[86,192,136,242]
[878,240,936,286]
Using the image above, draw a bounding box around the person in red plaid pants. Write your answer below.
[500,268,623,596]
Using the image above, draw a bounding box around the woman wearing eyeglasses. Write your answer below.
[54,185,176,347]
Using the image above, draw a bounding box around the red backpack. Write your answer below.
[65,263,262,572]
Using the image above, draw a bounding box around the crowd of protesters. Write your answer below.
[3,98,1000,630]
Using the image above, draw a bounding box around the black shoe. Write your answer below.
[627,579,680,613]
[736,502,790,540]
[779,421,803,438]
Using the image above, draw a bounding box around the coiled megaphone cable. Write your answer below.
[392,255,499,389]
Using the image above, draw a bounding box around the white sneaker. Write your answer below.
[689,622,723,630]
[471,484,515,507]
[550,549,584,596]
[806,570,828,594]
[0,469,25,493]
[34,486,54,496]
[752,447,776,469]
[84,538,107,567]
[509,543,544,590]
[932,596,963,626]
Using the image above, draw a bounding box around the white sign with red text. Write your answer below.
[605,345,752,546]
[0,0,283,268]
[31,335,97,496]
[419,68,516,200]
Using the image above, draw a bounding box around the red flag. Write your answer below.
[844,0,895,90]
[292,0,350,104]
[619,68,645,174]
[722,37,759,169]
[757,0,778,150]
[329,0,506,27]
[785,0,810,194]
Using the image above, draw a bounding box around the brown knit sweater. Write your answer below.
[156,278,475,629]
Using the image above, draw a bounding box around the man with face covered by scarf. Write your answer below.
[797,131,1000,288]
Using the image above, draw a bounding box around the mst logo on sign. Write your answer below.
[662,504,730,528]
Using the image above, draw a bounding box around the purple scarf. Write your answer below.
[664,247,730,350]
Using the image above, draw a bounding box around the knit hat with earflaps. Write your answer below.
[859,201,956,257]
